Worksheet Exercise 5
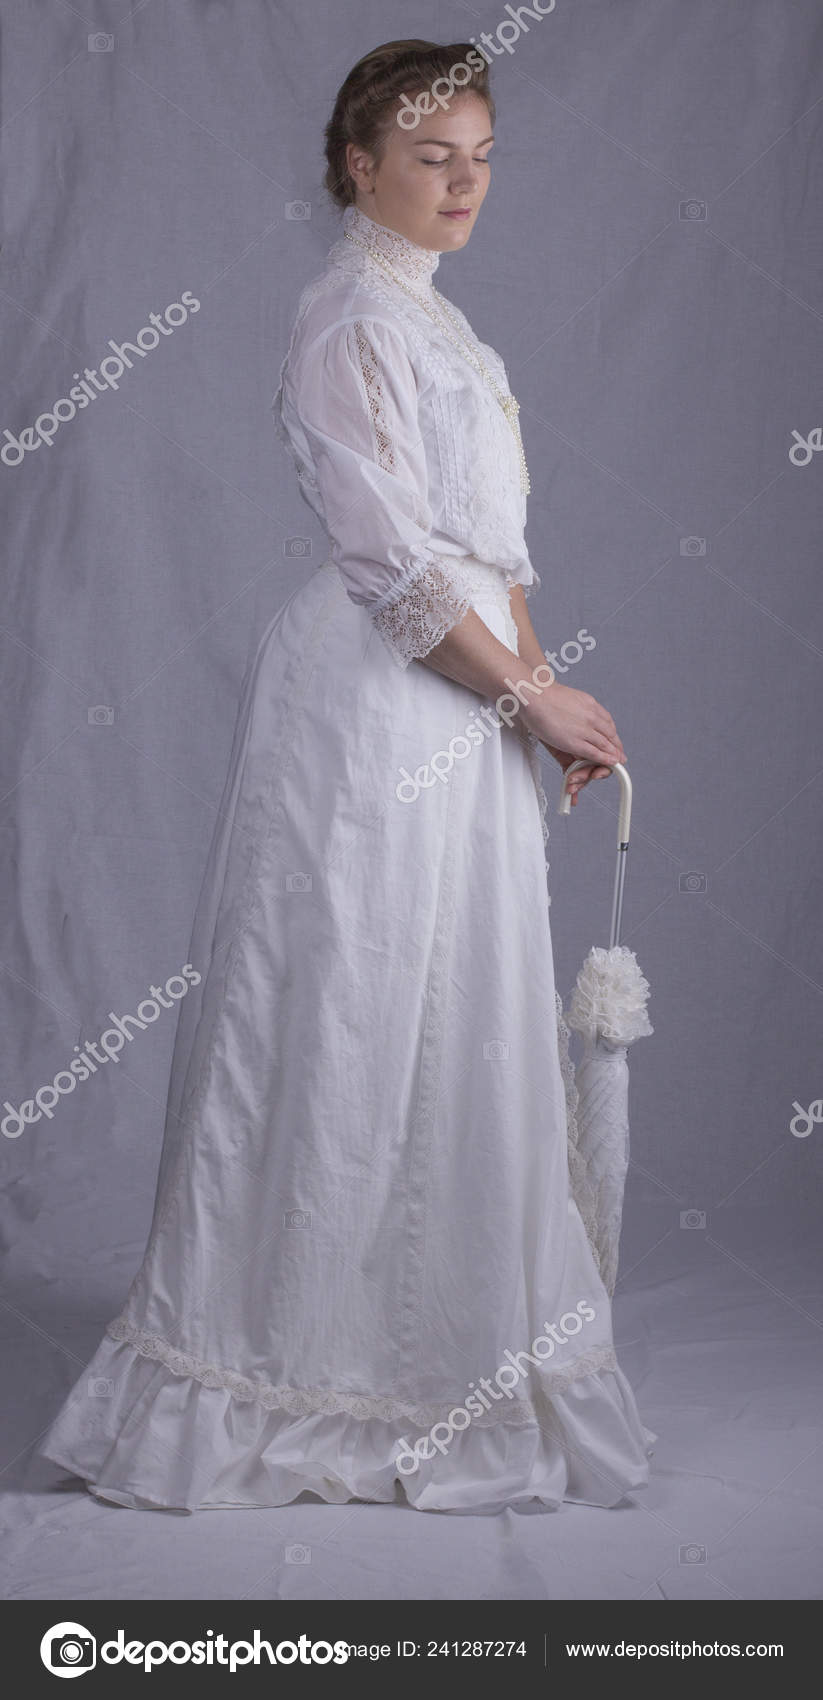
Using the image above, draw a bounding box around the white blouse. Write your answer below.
[272,202,539,668]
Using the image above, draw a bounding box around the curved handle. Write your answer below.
[557,761,633,948]
[558,759,633,846]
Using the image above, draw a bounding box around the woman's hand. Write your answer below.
[419,599,625,809]
[500,590,623,806]
[543,747,613,807]
[522,681,625,805]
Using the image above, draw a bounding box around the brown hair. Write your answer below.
[323,39,496,210]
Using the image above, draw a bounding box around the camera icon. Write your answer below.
[285,201,311,220]
[87,1377,115,1397]
[679,536,706,556]
[87,704,115,725]
[679,201,707,220]
[679,1543,707,1563]
[285,1543,312,1563]
[40,1621,97,1675]
[88,33,114,52]
[680,1210,706,1230]
[285,872,312,893]
[483,1040,509,1060]
[284,1209,312,1229]
[284,537,312,557]
[679,871,707,894]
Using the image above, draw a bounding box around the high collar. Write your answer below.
[342,203,441,286]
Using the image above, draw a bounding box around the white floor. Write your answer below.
[3,1225,821,1602]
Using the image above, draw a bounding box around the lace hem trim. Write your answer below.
[105,1317,618,1427]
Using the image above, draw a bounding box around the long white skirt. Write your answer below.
[41,557,655,1513]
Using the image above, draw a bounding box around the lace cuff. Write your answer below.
[370,555,479,669]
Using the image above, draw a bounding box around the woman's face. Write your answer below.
[347,91,494,254]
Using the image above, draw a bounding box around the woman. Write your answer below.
[41,40,654,1514]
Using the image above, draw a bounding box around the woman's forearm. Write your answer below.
[417,604,543,704]
[418,588,623,771]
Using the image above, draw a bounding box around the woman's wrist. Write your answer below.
[421,607,556,736]
[504,658,556,724]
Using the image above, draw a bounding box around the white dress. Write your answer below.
[40,204,655,1513]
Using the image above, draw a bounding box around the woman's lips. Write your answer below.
[439,209,472,219]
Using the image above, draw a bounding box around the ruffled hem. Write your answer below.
[40,1334,656,1515]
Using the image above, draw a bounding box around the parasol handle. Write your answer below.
[557,760,633,949]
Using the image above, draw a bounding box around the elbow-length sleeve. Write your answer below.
[291,316,477,668]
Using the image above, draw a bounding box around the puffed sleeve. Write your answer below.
[288,316,478,669]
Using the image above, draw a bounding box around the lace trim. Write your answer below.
[556,990,603,1281]
[353,322,396,473]
[370,553,521,670]
[105,1316,617,1427]
[343,203,440,284]
[370,557,474,669]
[567,945,654,1049]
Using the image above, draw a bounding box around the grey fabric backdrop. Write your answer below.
[1,0,821,1601]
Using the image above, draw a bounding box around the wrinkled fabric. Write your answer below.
[272,204,539,667]
[44,1335,652,1515]
[40,567,654,1511]
[40,207,654,1512]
